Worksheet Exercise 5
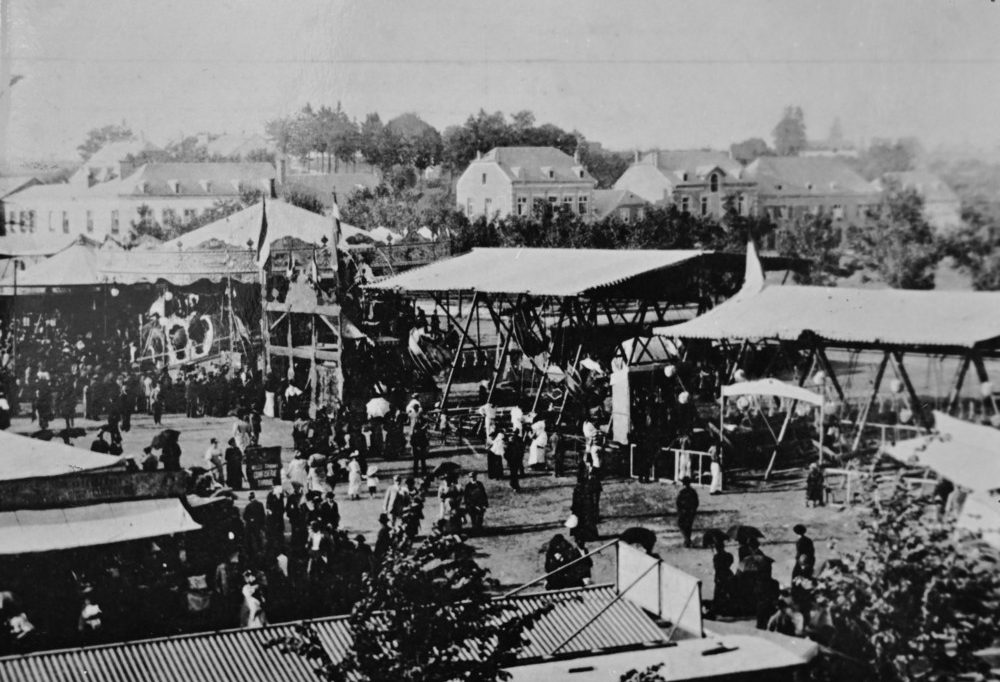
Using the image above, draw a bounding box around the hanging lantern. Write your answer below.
[981,381,994,398]
[796,402,812,417]
[733,369,747,382]
[889,379,903,394]
[663,364,676,378]
[823,400,841,417]
[678,391,690,405]
[812,371,826,386]
[899,408,913,424]
[164,291,174,301]
[736,396,750,411]
[110,287,120,298]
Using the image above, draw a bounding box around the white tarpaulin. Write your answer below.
[884,411,1000,494]
[0,430,121,481]
[721,378,824,407]
[957,493,1000,550]
[0,498,201,554]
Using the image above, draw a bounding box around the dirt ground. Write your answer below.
[10,410,868,599]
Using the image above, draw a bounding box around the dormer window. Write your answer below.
[806,183,814,191]
[136,181,147,194]
[774,184,783,191]
[199,180,212,192]
[572,165,585,179]
[709,173,720,193]
[169,179,181,194]
[541,166,554,180]
[230,180,242,192]
[682,172,689,182]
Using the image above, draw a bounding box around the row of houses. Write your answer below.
[0,137,381,242]
[456,146,961,231]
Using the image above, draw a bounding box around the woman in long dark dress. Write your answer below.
[225,438,244,490]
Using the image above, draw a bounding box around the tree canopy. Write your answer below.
[441,109,582,173]
[77,122,134,161]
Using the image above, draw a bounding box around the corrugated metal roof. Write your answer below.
[0,585,666,682]
[655,284,1000,349]
[366,247,707,297]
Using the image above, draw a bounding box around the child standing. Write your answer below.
[365,466,379,499]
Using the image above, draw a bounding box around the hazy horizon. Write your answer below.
[6,0,1000,163]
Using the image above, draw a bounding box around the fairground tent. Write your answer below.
[0,430,121,481]
[160,199,366,251]
[0,239,101,292]
[367,247,710,297]
[883,411,1000,494]
[721,378,824,406]
[655,244,1000,352]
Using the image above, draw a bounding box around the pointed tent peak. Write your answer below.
[739,238,765,296]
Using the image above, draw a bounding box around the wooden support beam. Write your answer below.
[439,292,480,412]
[268,346,340,361]
[971,352,1000,416]
[946,354,972,415]
[892,351,932,430]
[555,345,583,427]
[815,345,846,402]
[852,351,890,453]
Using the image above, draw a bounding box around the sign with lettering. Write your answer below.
[245,446,283,489]
[0,471,188,511]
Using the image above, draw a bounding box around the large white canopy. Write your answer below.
[721,378,824,406]
[883,411,1000,493]
[0,430,121,481]
[0,498,201,554]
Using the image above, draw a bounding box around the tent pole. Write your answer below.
[763,404,794,481]
[946,354,971,415]
[892,351,931,430]
[439,291,479,412]
[555,344,583,427]
[852,351,889,453]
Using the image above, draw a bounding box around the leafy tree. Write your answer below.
[852,139,919,181]
[730,137,772,165]
[359,113,387,168]
[811,482,1000,682]
[279,187,326,216]
[775,215,853,285]
[267,487,550,682]
[939,199,1000,290]
[387,113,443,171]
[578,144,630,189]
[77,122,134,161]
[848,182,940,289]
[772,106,807,157]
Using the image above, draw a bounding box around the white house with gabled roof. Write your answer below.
[456,146,597,220]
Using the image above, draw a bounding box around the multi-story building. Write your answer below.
[612,149,754,218]
[3,161,275,240]
[745,156,880,224]
[456,146,597,220]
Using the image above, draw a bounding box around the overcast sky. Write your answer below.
[7,0,1000,161]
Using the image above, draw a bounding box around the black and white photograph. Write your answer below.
[0,1,999,680]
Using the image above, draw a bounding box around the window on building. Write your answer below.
[548,169,555,179]
[548,195,558,206]
[700,196,709,216]
[516,196,528,216]
[111,210,120,234]
[481,173,487,185]
[48,211,54,232]
[17,211,24,230]
[832,204,844,220]
[163,209,176,224]
[466,199,473,216]
[183,208,197,223]
[86,210,94,232]
[484,198,492,215]
[533,197,545,217]
[562,195,573,213]
[737,194,747,216]
[637,207,645,221]
[578,195,589,215]
[809,204,821,216]
[62,211,69,233]
[680,196,690,214]
[709,173,719,193]
[779,206,789,220]
[27,211,35,232]
[619,208,631,224]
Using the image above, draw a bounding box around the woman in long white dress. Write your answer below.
[709,446,723,495]
[528,420,548,469]
[347,455,363,500]
[240,577,267,628]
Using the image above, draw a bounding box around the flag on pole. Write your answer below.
[330,192,342,273]
[255,197,270,267]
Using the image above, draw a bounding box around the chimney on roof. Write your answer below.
[573,148,580,164]
[476,150,482,160]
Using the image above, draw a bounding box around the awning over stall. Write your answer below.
[0,431,121,481]
[883,411,1000,494]
[721,378,824,406]
[0,241,101,292]
[0,498,201,554]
